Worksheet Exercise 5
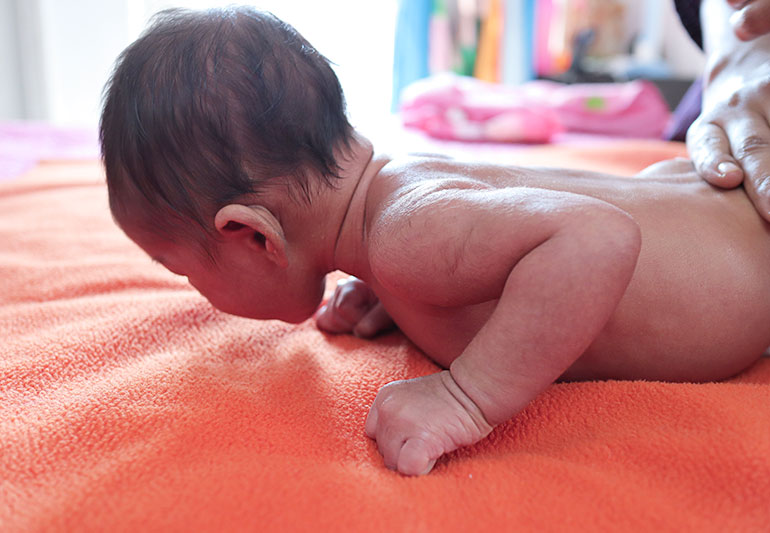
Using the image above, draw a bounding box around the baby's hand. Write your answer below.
[315,276,394,338]
[365,371,494,476]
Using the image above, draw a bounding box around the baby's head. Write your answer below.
[101,5,352,247]
[101,7,352,320]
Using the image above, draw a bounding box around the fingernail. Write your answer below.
[717,161,740,177]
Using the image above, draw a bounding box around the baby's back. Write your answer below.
[553,159,770,380]
[366,156,770,382]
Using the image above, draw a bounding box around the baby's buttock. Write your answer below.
[566,187,770,382]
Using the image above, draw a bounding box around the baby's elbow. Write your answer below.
[596,206,642,273]
[570,202,641,277]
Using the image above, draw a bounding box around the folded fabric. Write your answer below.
[400,74,671,142]
[1,143,768,532]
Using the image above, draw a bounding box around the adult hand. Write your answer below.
[728,0,770,40]
[687,71,770,221]
[689,0,770,220]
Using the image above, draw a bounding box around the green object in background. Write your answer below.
[585,96,605,111]
[457,46,476,77]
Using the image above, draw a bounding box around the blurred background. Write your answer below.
[0,0,703,132]
[0,0,399,132]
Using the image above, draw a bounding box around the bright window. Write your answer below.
[142,1,399,133]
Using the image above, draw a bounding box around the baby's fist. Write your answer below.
[365,371,494,476]
[315,276,394,338]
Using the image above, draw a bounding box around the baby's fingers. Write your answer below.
[352,301,394,338]
[316,278,375,334]
[364,401,379,438]
[365,394,436,475]
[398,438,438,476]
[333,278,377,322]
[314,304,354,333]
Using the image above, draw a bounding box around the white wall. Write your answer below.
[0,0,140,125]
[12,0,140,126]
[0,0,24,119]
[0,0,397,129]
[142,0,398,132]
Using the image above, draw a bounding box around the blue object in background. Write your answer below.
[501,0,535,85]
[392,0,431,110]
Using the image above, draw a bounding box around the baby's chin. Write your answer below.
[286,292,327,324]
[213,298,319,324]
[204,278,325,324]
[281,277,327,324]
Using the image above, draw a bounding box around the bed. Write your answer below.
[1,121,768,532]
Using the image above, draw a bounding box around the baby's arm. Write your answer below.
[365,185,641,474]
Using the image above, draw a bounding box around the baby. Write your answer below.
[101,7,770,476]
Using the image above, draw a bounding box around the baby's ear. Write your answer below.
[214,204,288,268]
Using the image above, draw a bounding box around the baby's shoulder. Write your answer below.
[363,158,498,302]
[366,154,486,217]
[365,157,485,245]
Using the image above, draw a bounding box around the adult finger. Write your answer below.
[687,120,744,188]
[730,1,770,40]
[725,115,770,220]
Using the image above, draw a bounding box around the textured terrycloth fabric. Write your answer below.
[1,143,769,532]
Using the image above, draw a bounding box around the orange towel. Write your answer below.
[1,142,769,532]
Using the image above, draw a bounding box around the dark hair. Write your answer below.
[100,6,353,241]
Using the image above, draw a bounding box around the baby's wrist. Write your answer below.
[440,370,495,435]
[448,361,513,427]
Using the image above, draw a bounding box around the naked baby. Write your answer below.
[101,7,770,476]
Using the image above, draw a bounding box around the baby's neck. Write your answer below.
[280,132,388,279]
[329,133,390,278]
